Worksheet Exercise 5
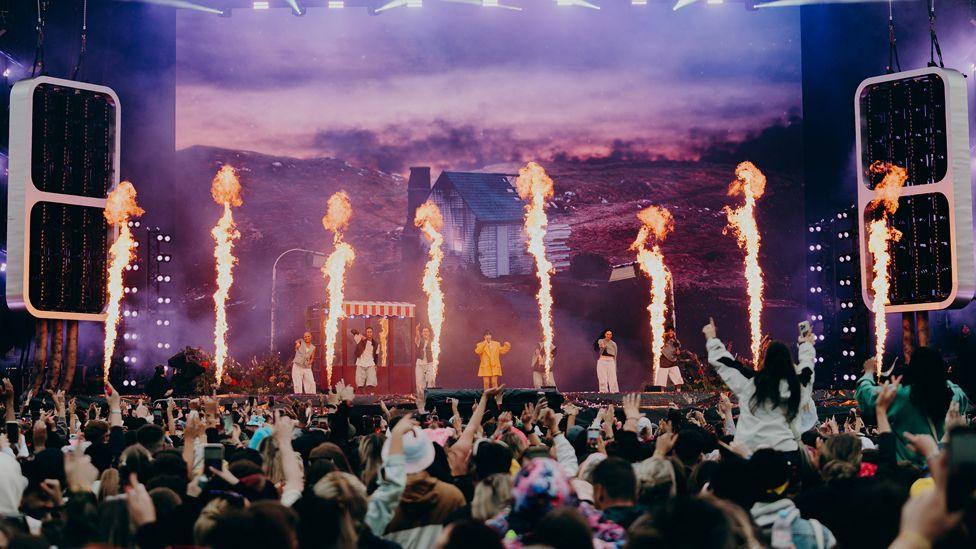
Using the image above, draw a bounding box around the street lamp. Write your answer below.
[271,248,326,353]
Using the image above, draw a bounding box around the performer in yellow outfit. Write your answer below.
[475,330,511,390]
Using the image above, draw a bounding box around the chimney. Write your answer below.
[403,167,432,260]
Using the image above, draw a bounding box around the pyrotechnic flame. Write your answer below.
[414,201,446,378]
[210,165,243,388]
[516,162,556,376]
[322,191,356,386]
[103,182,145,382]
[723,161,767,366]
[630,205,674,383]
[866,162,907,373]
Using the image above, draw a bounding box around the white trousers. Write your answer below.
[653,365,684,387]
[532,370,556,388]
[292,365,316,394]
[415,360,436,391]
[356,364,378,387]
[596,357,619,393]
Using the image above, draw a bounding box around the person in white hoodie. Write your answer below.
[703,318,816,456]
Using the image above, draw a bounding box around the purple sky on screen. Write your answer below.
[176,5,801,172]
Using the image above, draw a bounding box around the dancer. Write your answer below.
[292,331,316,394]
[594,329,619,392]
[653,326,685,390]
[351,327,379,394]
[415,324,436,391]
[475,330,510,390]
[531,341,556,388]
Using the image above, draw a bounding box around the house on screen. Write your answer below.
[405,167,570,279]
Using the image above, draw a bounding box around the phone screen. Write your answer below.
[203,444,224,474]
[587,428,600,446]
[948,430,976,510]
[5,421,19,443]
[222,414,234,433]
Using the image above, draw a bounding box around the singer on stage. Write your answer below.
[292,331,316,394]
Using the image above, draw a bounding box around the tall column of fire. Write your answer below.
[414,201,446,377]
[516,162,556,376]
[321,191,356,386]
[866,161,907,373]
[210,165,243,388]
[630,205,674,383]
[724,161,767,365]
[102,182,145,381]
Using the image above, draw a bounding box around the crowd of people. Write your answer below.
[0,319,973,549]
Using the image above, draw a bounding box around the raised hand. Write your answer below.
[561,402,580,417]
[718,393,733,418]
[622,393,641,420]
[702,318,717,340]
[125,473,157,527]
[65,438,98,493]
[653,431,678,458]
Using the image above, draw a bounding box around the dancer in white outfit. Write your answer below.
[351,327,379,394]
[531,342,556,388]
[291,331,316,394]
[653,327,685,388]
[594,329,619,393]
[415,325,437,391]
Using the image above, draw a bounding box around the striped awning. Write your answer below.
[342,301,416,318]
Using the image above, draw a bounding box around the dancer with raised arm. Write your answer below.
[595,329,619,392]
[292,331,316,394]
[351,327,379,394]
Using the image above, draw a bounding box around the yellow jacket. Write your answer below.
[475,340,511,377]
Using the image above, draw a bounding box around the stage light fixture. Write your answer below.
[707,0,723,3]
[556,0,600,8]
[672,0,699,10]
[632,0,648,4]
[253,1,270,9]
[132,264,139,271]
[328,0,345,7]
[285,0,307,15]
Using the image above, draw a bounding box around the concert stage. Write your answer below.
[134,388,856,427]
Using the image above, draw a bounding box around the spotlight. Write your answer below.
[134,221,141,228]
[157,275,164,282]
[123,380,130,386]
[328,0,345,6]
[164,343,171,349]
[131,287,138,293]
[124,310,131,317]
[124,333,131,340]
[672,0,699,9]
[253,1,270,8]
[164,255,171,262]
[123,356,130,363]
[809,245,815,252]
[164,276,171,282]
[157,343,164,349]
[157,235,163,241]
[164,298,171,304]
[163,320,170,326]
[156,320,163,326]
[132,311,138,317]
[157,298,164,304]
[285,0,307,15]
[164,235,171,242]
[133,265,140,271]
[157,255,163,262]
[632,0,648,4]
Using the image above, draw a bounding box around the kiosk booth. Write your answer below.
[306,300,417,394]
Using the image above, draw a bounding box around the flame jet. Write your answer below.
[630,205,674,383]
[210,165,243,388]
[414,201,446,377]
[516,162,556,377]
[723,162,767,366]
[321,191,356,386]
[866,162,907,373]
[103,182,145,381]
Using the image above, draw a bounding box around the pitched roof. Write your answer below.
[435,171,526,223]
